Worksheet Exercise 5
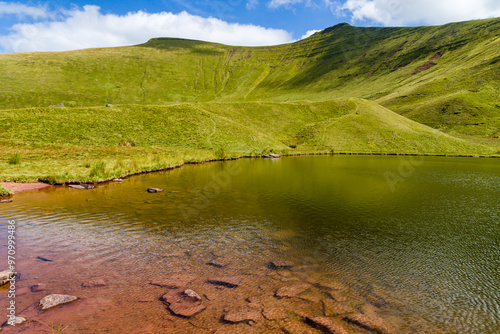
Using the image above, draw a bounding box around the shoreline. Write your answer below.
[1,151,498,195]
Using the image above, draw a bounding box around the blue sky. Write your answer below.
[1,0,500,53]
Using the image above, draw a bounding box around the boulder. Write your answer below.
[30,283,47,292]
[162,289,206,317]
[147,188,163,193]
[106,104,113,107]
[268,260,294,270]
[150,275,195,289]
[0,270,14,286]
[206,276,241,288]
[39,294,78,310]
[275,284,310,298]
[306,317,348,334]
[223,306,261,324]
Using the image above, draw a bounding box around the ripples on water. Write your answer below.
[0,156,499,333]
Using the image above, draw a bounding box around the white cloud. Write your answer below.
[268,0,305,9]
[0,1,49,19]
[246,0,259,10]
[342,0,500,26]
[300,29,320,39]
[0,5,294,53]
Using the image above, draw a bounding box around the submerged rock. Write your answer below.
[147,188,163,193]
[82,279,107,287]
[0,270,14,286]
[223,306,261,324]
[343,313,389,334]
[39,294,78,310]
[162,289,206,317]
[306,317,348,334]
[150,275,195,289]
[262,306,287,320]
[206,276,241,288]
[206,257,232,268]
[30,283,47,292]
[275,284,310,299]
[268,260,294,270]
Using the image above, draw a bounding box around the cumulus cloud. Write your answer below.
[0,1,49,19]
[342,0,500,26]
[300,29,320,39]
[0,5,294,53]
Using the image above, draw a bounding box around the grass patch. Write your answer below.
[8,153,21,165]
[0,186,13,197]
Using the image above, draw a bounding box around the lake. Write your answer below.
[1,155,499,333]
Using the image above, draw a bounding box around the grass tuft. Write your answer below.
[0,186,13,197]
[8,153,21,165]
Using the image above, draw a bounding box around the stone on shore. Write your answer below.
[0,270,14,286]
[112,178,123,182]
[223,306,261,324]
[30,283,47,292]
[268,260,294,270]
[306,317,348,334]
[206,277,241,288]
[147,188,163,193]
[162,289,206,317]
[150,275,195,289]
[275,284,310,298]
[82,279,107,287]
[39,294,78,310]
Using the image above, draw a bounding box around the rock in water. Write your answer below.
[69,184,95,190]
[82,279,107,287]
[343,313,389,334]
[268,260,294,270]
[223,306,261,324]
[206,276,241,288]
[147,188,163,193]
[306,317,348,334]
[112,178,123,182]
[0,199,13,203]
[39,294,78,310]
[150,275,195,289]
[30,283,47,292]
[275,284,310,298]
[0,270,14,286]
[162,289,205,317]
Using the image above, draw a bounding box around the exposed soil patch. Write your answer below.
[412,53,442,75]
[1,182,51,194]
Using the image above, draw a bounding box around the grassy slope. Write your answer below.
[0,18,499,138]
[0,18,499,183]
[0,99,494,183]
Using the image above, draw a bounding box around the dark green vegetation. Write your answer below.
[0,18,499,182]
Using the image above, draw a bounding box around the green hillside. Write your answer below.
[0,99,494,183]
[0,17,499,184]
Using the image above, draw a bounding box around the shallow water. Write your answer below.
[1,155,499,333]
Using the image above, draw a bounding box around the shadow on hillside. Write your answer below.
[138,38,225,56]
